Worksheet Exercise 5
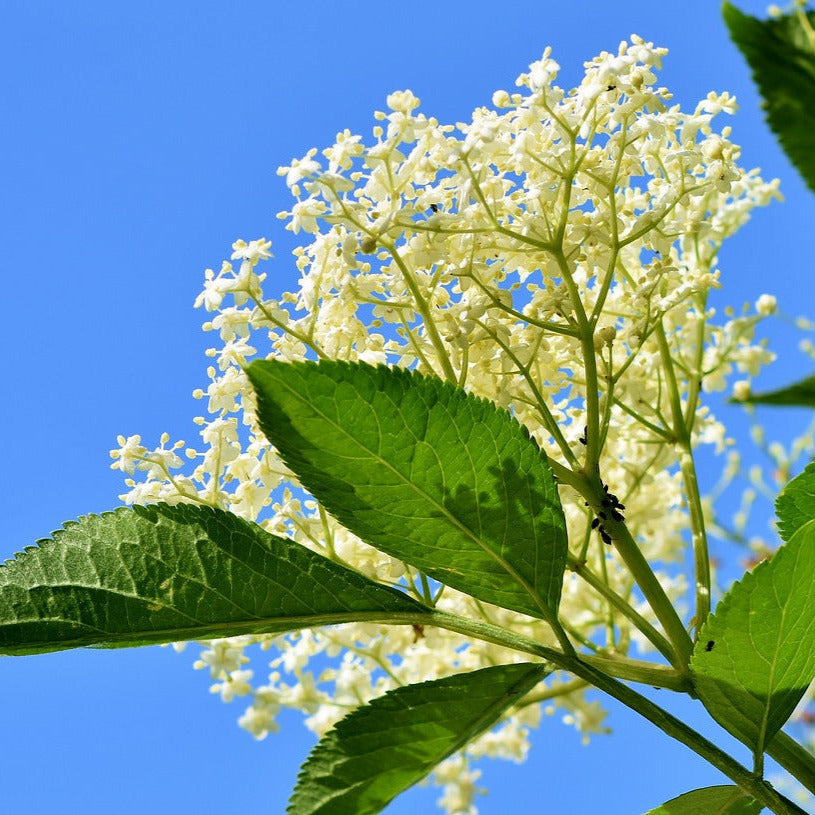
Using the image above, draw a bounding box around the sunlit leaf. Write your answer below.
[0,503,425,655]
[643,785,762,815]
[692,518,815,755]
[724,2,815,193]
[776,461,815,541]
[247,359,568,620]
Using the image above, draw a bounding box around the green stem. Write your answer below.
[425,610,684,690]
[576,474,694,672]
[568,555,676,665]
[252,297,328,360]
[397,314,436,375]
[588,119,627,324]
[613,518,694,670]
[573,662,808,815]
[328,635,404,687]
[418,571,434,606]
[516,677,589,707]
[317,505,336,560]
[682,295,707,431]
[768,730,815,798]
[475,317,579,468]
[579,654,688,692]
[552,249,602,475]
[468,272,579,338]
[680,446,711,633]
[655,320,711,633]
[383,240,457,383]
[611,396,673,442]
[426,610,805,815]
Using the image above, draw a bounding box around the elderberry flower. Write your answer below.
[115,36,784,814]
[755,293,777,316]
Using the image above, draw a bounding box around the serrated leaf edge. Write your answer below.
[247,359,567,620]
[287,663,548,815]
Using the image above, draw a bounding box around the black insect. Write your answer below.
[430,203,439,213]
[590,512,613,545]
[607,84,617,92]
[706,640,715,652]
[590,479,627,545]
[599,480,626,523]
[578,426,587,446]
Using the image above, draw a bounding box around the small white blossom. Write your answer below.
[755,293,777,316]
[210,669,254,703]
[277,148,321,188]
[193,640,250,679]
[732,380,752,401]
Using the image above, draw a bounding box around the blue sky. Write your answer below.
[2,2,814,813]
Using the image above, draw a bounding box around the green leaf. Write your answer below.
[732,374,815,408]
[0,503,426,655]
[643,785,763,815]
[691,518,815,756]
[776,461,815,541]
[723,3,815,193]
[247,359,568,620]
[288,662,548,815]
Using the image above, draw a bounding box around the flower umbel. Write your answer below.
[113,37,780,813]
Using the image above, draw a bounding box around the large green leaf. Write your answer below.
[0,503,426,655]
[288,662,548,815]
[247,359,568,620]
[724,3,815,193]
[691,518,815,756]
[732,374,815,409]
[776,461,815,542]
[643,785,762,815]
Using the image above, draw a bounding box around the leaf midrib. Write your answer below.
[265,368,550,617]
[754,588,788,757]
[0,610,429,655]
[754,533,815,754]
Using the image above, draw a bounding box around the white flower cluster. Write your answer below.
[113,37,780,813]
